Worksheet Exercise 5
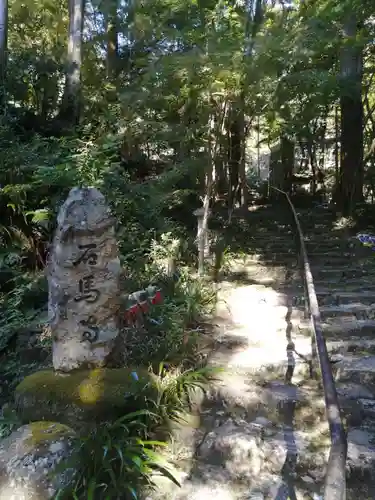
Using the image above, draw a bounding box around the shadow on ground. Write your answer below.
[147,204,345,499]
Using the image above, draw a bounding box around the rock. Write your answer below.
[199,419,264,479]
[347,428,375,476]
[175,482,236,500]
[15,368,157,427]
[338,397,364,426]
[0,421,77,499]
[336,355,375,388]
[359,398,375,418]
[173,465,238,500]
[209,372,262,411]
[198,418,288,482]
[336,382,374,400]
[47,187,121,372]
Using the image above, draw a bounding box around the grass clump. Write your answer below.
[56,363,220,499]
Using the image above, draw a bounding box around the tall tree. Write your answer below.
[228,0,264,209]
[59,0,86,125]
[338,12,364,214]
[105,0,118,81]
[0,0,7,111]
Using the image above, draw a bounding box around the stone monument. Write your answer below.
[48,187,121,372]
[5,188,150,499]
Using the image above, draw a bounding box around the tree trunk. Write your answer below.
[307,140,316,195]
[105,0,118,81]
[339,15,364,215]
[238,104,248,207]
[228,109,241,210]
[59,0,85,125]
[280,135,294,194]
[231,0,263,209]
[0,0,8,111]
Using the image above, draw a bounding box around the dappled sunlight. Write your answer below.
[221,284,288,325]
[177,482,237,500]
[78,367,104,404]
[218,283,296,350]
[333,217,356,231]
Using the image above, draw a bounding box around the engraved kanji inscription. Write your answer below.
[74,275,100,303]
[80,316,99,343]
[73,243,98,266]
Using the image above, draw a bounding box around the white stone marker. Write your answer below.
[48,187,121,372]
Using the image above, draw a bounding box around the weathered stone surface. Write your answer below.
[198,418,291,482]
[336,382,374,400]
[0,421,77,500]
[173,467,237,500]
[359,398,375,418]
[199,419,264,479]
[336,355,375,387]
[47,187,121,372]
[15,368,156,427]
[338,397,364,426]
[347,428,375,476]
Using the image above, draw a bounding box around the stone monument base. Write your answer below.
[0,421,77,499]
[15,368,157,428]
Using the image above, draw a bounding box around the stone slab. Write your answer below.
[47,187,121,372]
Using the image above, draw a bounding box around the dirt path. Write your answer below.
[148,210,324,500]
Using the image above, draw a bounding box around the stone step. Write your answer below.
[335,354,375,388]
[313,277,372,289]
[310,267,373,279]
[346,426,375,478]
[308,252,355,259]
[280,334,375,361]
[307,248,355,255]
[327,338,375,357]
[257,236,345,245]
[251,234,294,241]
[319,302,375,320]
[316,285,375,295]
[279,284,375,298]
[304,240,353,249]
[255,256,357,268]
[297,318,375,339]
[250,242,296,252]
[308,256,360,266]
[246,256,297,266]
[319,291,375,306]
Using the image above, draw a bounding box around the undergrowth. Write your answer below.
[55,364,220,500]
[0,132,220,500]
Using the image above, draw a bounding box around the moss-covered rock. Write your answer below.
[15,367,158,428]
[0,421,77,499]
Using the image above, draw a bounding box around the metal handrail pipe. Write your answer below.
[271,187,347,500]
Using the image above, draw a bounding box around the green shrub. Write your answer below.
[56,364,220,499]
[56,410,179,500]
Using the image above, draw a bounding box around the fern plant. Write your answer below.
[152,363,222,426]
[56,364,220,499]
[56,410,180,500]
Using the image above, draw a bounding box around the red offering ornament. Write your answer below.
[152,290,163,305]
[139,301,150,313]
[124,303,140,324]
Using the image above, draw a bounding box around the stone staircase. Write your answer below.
[153,206,375,500]
[297,208,375,497]
[261,206,375,497]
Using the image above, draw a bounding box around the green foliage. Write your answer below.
[56,363,219,499]
[153,362,221,425]
[1,0,375,495]
[123,265,216,366]
[57,410,179,500]
[0,406,22,439]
